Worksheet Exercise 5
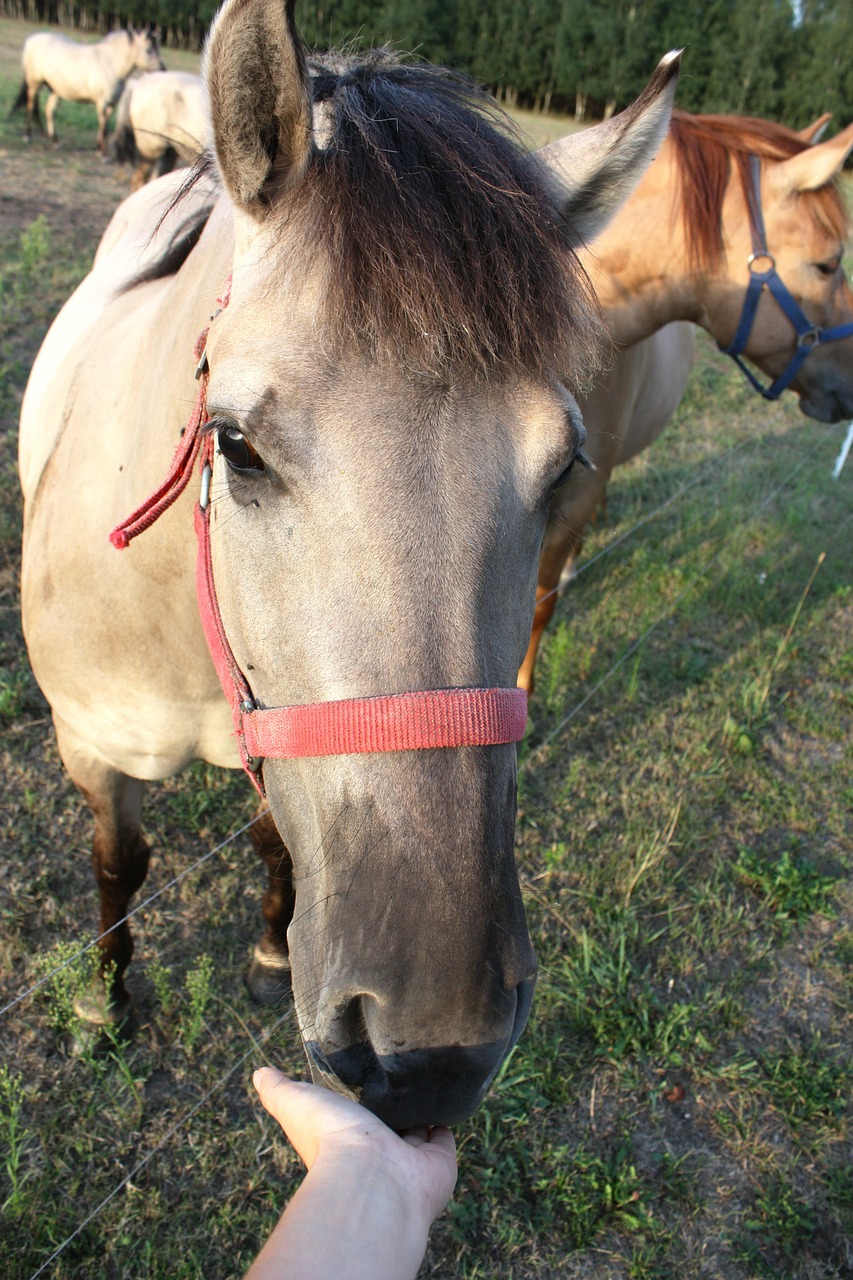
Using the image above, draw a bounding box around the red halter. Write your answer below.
[110,288,527,795]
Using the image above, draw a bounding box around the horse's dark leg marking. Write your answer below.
[53,716,149,1024]
[246,805,295,1006]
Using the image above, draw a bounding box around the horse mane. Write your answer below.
[168,52,603,384]
[120,195,216,292]
[668,109,850,270]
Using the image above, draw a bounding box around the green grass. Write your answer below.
[1,13,852,1279]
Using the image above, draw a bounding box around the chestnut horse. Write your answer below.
[19,0,679,1126]
[14,28,164,153]
[519,110,853,690]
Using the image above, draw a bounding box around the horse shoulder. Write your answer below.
[612,323,695,466]
[21,172,218,501]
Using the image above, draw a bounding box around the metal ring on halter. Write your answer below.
[798,325,823,350]
[747,251,776,277]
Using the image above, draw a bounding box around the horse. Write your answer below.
[14,28,165,153]
[113,70,208,189]
[518,109,853,690]
[18,0,680,1128]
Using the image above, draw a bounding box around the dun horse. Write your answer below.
[113,70,208,189]
[14,28,164,153]
[19,0,679,1126]
[519,109,853,689]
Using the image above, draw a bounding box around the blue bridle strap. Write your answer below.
[719,155,853,400]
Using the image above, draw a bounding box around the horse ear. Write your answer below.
[767,121,853,196]
[204,0,312,219]
[536,51,681,247]
[796,113,832,145]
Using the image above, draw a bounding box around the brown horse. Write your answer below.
[19,0,680,1127]
[519,110,853,690]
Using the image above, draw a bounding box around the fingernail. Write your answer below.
[253,1068,264,1091]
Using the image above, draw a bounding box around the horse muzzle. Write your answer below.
[304,974,536,1128]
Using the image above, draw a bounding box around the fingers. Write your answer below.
[400,1125,456,1155]
[252,1068,459,1220]
[252,1067,378,1168]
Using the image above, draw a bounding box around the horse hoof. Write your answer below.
[67,989,133,1055]
[73,985,132,1027]
[246,944,292,1006]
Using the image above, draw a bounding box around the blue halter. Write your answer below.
[719,155,853,400]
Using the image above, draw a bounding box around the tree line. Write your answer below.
[2,0,851,129]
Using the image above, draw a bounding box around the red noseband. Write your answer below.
[111,288,527,795]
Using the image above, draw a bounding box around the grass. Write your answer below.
[1,13,852,1280]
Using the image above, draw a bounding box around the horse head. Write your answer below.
[726,125,853,422]
[189,0,680,1126]
[131,27,165,74]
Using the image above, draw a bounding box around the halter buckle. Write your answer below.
[240,700,264,774]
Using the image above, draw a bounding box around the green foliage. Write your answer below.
[18,214,50,276]
[181,953,216,1053]
[4,0,850,125]
[548,919,703,1066]
[733,846,837,926]
[762,1035,850,1127]
[33,940,100,1035]
[0,665,32,722]
[742,1176,817,1261]
[0,1066,31,1215]
[148,956,177,1016]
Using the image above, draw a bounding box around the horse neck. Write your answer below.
[104,33,137,77]
[583,140,712,346]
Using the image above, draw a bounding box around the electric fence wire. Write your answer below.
[25,1006,294,1280]
[0,421,831,1022]
[0,812,265,1021]
[536,424,764,613]
[521,446,820,773]
[10,427,846,1276]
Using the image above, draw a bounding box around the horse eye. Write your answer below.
[553,449,594,492]
[815,257,841,277]
[217,426,265,473]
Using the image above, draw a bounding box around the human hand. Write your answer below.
[252,1067,458,1227]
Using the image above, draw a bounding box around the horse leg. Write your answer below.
[96,103,107,155]
[23,85,33,141]
[52,715,149,1026]
[24,82,42,142]
[45,92,60,145]
[246,805,295,1006]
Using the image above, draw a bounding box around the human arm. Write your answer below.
[245,1067,458,1280]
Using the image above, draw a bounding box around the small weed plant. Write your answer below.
[733,846,837,926]
[182,953,216,1054]
[0,1065,31,1215]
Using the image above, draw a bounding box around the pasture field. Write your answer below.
[1,15,851,1280]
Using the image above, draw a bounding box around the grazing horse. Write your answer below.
[19,0,679,1127]
[519,109,853,690]
[113,70,208,189]
[14,28,164,153]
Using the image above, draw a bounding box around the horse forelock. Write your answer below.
[669,110,849,271]
[264,55,605,386]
